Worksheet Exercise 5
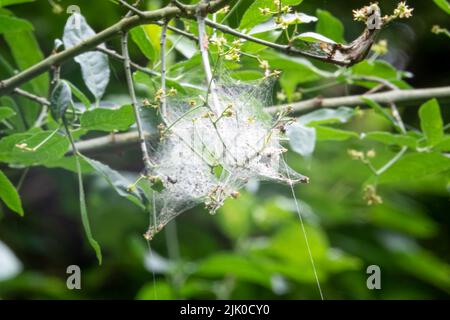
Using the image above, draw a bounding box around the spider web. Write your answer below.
[140,68,308,239]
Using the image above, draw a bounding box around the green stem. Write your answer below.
[63,117,102,265]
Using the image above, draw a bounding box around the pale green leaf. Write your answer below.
[63,13,110,101]
[287,123,316,156]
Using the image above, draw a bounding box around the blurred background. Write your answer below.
[0,0,449,299]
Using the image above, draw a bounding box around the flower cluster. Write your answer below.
[348,149,376,161]
[352,2,413,25]
[363,184,383,205]
[371,39,388,55]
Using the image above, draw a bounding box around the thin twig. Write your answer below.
[97,46,159,77]
[160,22,169,120]
[16,167,30,192]
[98,45,203,91]
[197,14,221,114]
[121,31,154,172]
[376,146,408,175]
[13,88,50,106]
[118,0,145,17]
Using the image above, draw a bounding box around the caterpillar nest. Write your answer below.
[142,73,309,240]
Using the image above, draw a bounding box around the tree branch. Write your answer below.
[0,0,385,96]
[267,86,450,114]
[96,46,160,77]
[71,85,450,154]
[203,18,379,66]
[121,31,154,172]
[13,88,50,106]
[0,0,230,96]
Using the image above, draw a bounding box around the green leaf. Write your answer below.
[131,25,156,62]
[0,0,35,6]
[434,0,450,14]
[141,24,162,59]
[150,176,164,193]
[260,51,325,100]
[370,201,437,238]
[0,15,33,33]
[361,97,401,131]
[315,9,345,43]
[298,107,355,126]
[80,104,135,132]
[394,249,450,292]
[136,280,175,300]
[66,81,91,109]
[293,32,336,43]
[168,34,196,59]
[287,123,316,156]
[0,170,24,216]
[0,129,69,166]
[419,99,444,146]
[221,0,254,27]
[240,0,304,30]
[81,155,145,209]
[50,81,72,121]
[0,96,25,131]
[314,126,358,141]
[351,60,400,89]
[0,106,16,121]
[196,253,272,287]
[3,29,49,97]
[44,155,94,174]
[378,152,450,184]
[362,132,418,149]
[74,154,102,265]
[434,136,450,152]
